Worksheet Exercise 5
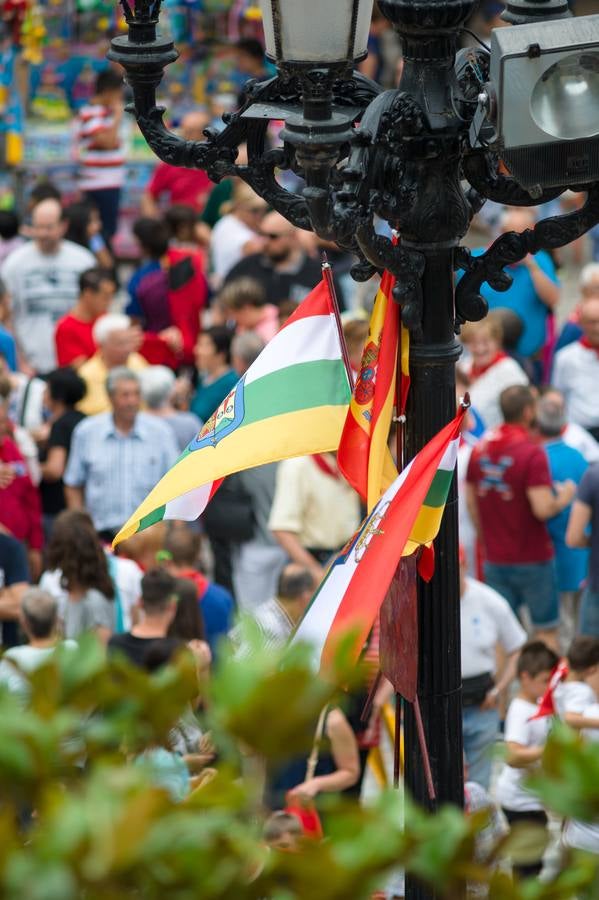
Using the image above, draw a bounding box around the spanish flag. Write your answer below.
[338,271,408,512]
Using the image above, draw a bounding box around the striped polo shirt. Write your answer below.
[76,103,125,190]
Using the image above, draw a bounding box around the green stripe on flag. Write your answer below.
[139,505,166,531]
[423,468,454,508]
[243,359,348,426]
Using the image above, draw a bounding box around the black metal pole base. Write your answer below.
[403,248,464,900]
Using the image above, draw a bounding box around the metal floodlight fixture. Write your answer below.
[488,14,599,194]
[258,0,374,68]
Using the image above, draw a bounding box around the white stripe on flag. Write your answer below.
[244,314,341,386]
[164,481,215,521]
[438,439,459,471]
[293,458,415,661]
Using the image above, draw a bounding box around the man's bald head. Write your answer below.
[31,198,66,254]
[181,111,211,142]
[499,206,536,235]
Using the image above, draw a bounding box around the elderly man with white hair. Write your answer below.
[77,312,147,416]
[64,367,178,541]
[0,588,77,696]
[140,365,201,451]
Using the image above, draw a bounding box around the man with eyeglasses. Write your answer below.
[224,210,346,309]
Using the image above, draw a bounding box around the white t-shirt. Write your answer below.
[563,422,599,464]
[0,641,77,695]
[461,576,527,678]
[40,553,142,632]
[210,214,257,281]
[467,356,529,431]
[457,442,477,578]
[1,239,95,372]
[495,697,550,812]
[553,341,599,429]
[563,702,599,853]
[554,680,597,718]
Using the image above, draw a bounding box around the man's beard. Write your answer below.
[267,247,292,264]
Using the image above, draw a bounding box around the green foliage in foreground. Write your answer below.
[0,633,596,899]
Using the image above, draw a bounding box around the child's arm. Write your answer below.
[565,711,599,730]
[505,740,544,769]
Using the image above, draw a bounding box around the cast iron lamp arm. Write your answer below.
[462,151,567,208]
[455,182,599,331]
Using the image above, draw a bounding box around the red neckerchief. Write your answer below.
[579,336,599,359]
[177,566,209,600]
[470,351,507,380]
[312,453,341,480]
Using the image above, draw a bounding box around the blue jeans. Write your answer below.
[462,706,500,790]
[579,587,599,636]
[484,560,559,629]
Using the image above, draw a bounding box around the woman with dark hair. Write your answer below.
[168,577,211,677]
[63,201,114,269]
[38,367,87,537]
[44,509,116,642]
[190,326,237,423]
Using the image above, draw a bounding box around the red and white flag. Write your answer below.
[292,406,466,672]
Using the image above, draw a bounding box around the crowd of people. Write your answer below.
[0,6,598,893]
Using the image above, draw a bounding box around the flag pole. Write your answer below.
[321,255,355,389]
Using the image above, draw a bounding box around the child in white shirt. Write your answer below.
[496,640,559,879]
[562,703,599,855]
[555,636,599,727]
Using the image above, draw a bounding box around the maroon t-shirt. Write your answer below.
[466,424,554,565]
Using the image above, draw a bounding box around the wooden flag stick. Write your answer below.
[413,695,436,802]
[321,254,355,389]
[360,669,383,725]
[394,694,402,788]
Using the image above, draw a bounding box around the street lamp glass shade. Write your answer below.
[530,52,599,140]
[259,0,374,65]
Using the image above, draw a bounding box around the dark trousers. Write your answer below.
[502,807,549,879]
[84,187,121,241]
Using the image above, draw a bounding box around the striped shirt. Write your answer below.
[76,103,125,190]
[64,412,178,533]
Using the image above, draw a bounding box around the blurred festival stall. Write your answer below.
[0,0,267,255]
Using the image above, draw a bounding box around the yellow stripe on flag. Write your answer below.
[115,405,347,544]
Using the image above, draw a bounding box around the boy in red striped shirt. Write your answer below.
[75,70,125,241]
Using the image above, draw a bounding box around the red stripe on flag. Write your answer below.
[278,277,333,330]
[321,411,464,669]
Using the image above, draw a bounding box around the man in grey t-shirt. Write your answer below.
[1,199,95,373]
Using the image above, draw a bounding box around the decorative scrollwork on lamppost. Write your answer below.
[110,1,599,896]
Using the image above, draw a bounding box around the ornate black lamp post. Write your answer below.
[110,0,599,896]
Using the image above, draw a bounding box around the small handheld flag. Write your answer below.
[528,660,569,721]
